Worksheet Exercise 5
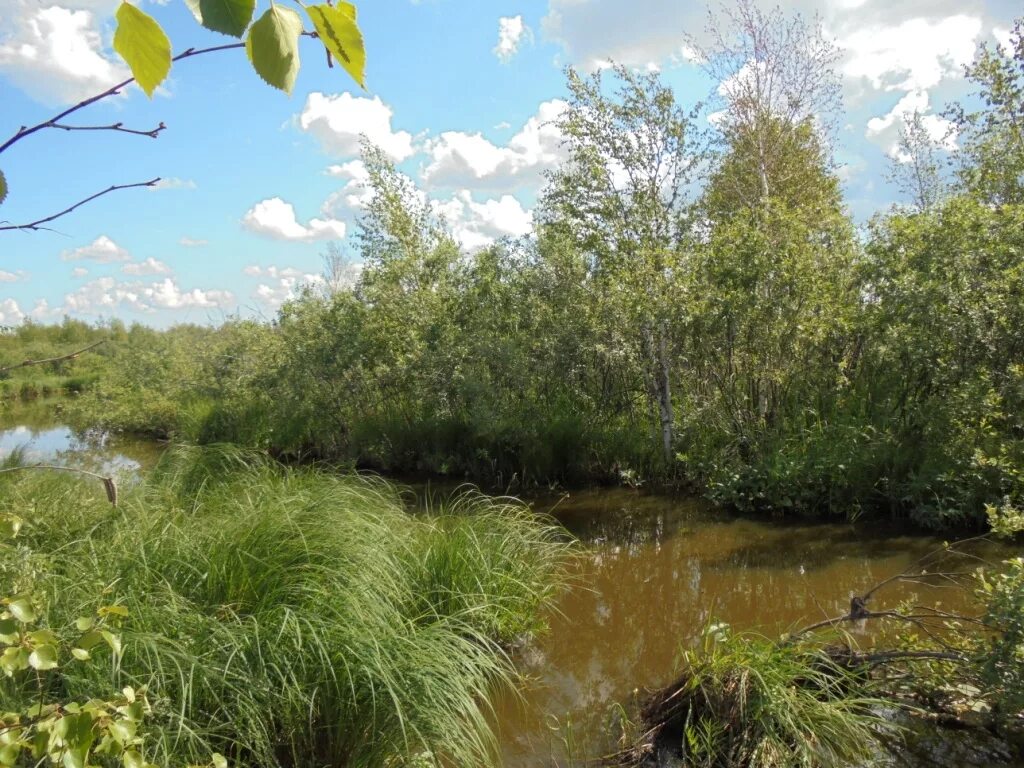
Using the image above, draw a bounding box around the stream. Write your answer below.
[2,399,1021,767]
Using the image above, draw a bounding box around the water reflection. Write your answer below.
[497,488,1016,767]
[0,399,161,476]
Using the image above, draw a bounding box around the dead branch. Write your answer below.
[0,465,117,506]
[0,340,105,374]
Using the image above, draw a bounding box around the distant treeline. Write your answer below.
[0,318,114,400]
[55,19,1024,530]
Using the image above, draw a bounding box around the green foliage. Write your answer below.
[57,20,1024,530]
[951,20,1024,206]
[0,446,572,767]
[110,0,365,98]
[305,2,365,89]
[113,4,171,98]
[0,319,113,401]
[979,558,1024,712]
[245,6,303,94]
[185,0,256,39]
[0,170,7,207]
[642,624,889,768]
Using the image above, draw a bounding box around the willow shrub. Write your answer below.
[0,445,573,767]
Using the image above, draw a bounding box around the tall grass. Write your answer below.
[0,445,573,767]
[633,625,891,768]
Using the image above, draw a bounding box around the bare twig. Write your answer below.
[50,122,166,139]
[850,649,969,667]
[0,465,117,506]
[0,179,160,232]
[0,340,105,374]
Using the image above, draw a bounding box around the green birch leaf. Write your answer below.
[184,0,255,38]
[28,644,58,671]
[245,6,303,94]
[0,170,7,206]
[113,3,172,98]
[7,600,35,624]
[305,3,366,89]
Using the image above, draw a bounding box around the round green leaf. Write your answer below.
[27,629,58,646]
[109,719,136,745]
[7,600,35,624]
[71,648,91,661]
[0,515,20,539]
[305,3,366,89]
[245,6,303,94]
[113,3,172,98]
[101,630,122,657]
[77,630,103,650]
[184,0,255,38]
[0,743,21,767]
[28,644,58,671]
[122,750,144,768]
[0,169,7,207]
[0,619,18,644]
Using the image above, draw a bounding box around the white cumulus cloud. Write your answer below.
[494,15,532,62]
[0,3,128,105]
[421,99,568,192]
[122,257,172,276]
[151,178,197,191]
[0,269,27,282]
[841,15,983,93]
[865,89,958,156]
[60,276,234,315]
[431,190,533,251]
[60,235,131,263]
[298,92,415,161]
[242,198,347,242]
[0,298,24,325]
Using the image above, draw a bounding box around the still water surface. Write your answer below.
[2,400,1019,766]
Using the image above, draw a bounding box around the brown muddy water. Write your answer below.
[3,400,1021,767]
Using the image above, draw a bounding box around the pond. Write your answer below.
[0,397,163,476]
[2,399,1019,767]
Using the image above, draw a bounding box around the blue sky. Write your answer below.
[0,0,1020,327]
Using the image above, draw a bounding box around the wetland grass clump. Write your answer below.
[0,445,573,767]
[626,626,890,768]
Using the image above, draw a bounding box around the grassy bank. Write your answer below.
[0,446,572,766]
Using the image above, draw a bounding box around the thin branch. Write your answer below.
[50,121,166,139]
[0,465,117,506]
[0,179,159,232]
[0,35,316,157]
[0,340,105,374]
[856,650,969,666]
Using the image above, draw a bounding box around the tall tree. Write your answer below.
[949,18,1024,206]
[689,0,841,201]
[539,65,703,464]
[887,110,951,212]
